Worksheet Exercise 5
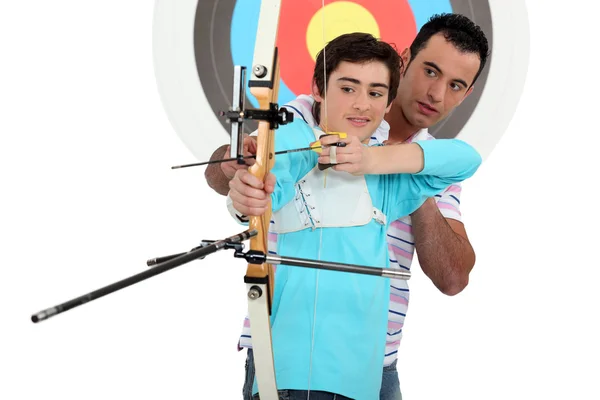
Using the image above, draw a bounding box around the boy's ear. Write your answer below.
[312,79,324,102]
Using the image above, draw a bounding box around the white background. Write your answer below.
[1,1,599,399]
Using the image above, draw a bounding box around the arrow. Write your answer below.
[171,142,346,170]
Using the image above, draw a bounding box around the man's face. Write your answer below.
[396,33,481,129]
[313,60,392,143]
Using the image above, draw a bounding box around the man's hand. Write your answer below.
[229,169,276,216]
[221,135,258,179]
[316,134,372,175]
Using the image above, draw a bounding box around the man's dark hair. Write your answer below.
[312,32,401,124]
[409,13,490,87]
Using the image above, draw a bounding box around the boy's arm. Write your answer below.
[359,143,426,174]
[362,140,482,180]
[355,139,480,200]
[316,136,481,184]
[270,122,319,211]
[226,121,318,220]
[406,139,482,196]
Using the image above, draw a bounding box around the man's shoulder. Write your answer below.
[369,119,390,144]
[276,117,318,148]
[283,95,316,126]
[406,129,435,143]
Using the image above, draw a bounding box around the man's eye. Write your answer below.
[425,68,436,77]
[370,92,383,98]
[341,87,354,93]
[450,83,462,92]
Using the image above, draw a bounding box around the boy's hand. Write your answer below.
[317,134,371,175]
[229,169,276,216]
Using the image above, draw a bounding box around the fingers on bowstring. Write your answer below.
[317,154,329,164]
[331,162,358,175]
[318,133,350,147]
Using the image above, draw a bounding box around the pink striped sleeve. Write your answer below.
[436,183,463,221]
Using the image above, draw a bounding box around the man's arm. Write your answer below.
[204,144,231,196]
[410,198,475,296]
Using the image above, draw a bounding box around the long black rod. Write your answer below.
[266,254,411,280]
[31,230,257,323]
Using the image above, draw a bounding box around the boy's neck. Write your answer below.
[384,105,420,144]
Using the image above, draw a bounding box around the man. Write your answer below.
[230,31,480,400]
[206,13,489,400]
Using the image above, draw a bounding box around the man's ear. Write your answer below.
[385,101,393,114]
[458,85,475,105]
[311,79,324,102]
[400,48,410,74]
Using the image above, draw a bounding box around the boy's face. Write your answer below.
[312,60,392,143]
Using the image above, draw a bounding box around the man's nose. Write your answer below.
[427,80,445,103]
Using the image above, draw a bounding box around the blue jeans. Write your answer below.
[243,349,402,400]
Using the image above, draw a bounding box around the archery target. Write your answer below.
[153,0,529,161]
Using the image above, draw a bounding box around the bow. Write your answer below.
[228,1,329,396]
[240,1,283,397]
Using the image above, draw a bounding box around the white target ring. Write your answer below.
[152,0,529,162]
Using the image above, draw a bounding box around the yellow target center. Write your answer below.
[306,2,381,61]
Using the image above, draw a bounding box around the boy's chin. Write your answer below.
[345,126,374,143]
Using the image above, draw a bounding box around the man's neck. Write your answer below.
[384,106,420,143]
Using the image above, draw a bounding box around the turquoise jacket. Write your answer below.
[251,119,481,399]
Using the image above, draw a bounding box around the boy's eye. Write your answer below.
[341,87,354,93]
[425,68,436,77]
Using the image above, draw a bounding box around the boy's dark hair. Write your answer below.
[312,33,401,125]
[409,13,490,87]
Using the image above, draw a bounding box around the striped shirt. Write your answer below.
[238,95,463,366]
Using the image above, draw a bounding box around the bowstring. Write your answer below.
[307,1,328,399]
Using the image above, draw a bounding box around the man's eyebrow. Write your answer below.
[336,77,389,89]
[423,61,469,88]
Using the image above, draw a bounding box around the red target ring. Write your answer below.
[277,0,417,96]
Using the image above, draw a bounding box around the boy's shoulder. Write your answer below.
[275,118,320,152]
